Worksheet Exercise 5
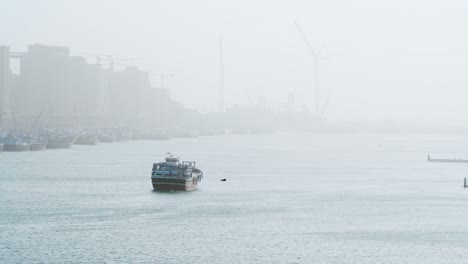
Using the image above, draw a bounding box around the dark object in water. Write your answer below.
[220,178,226,181]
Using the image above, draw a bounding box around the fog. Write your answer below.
[4,2,468,262]
[2,0,468,129]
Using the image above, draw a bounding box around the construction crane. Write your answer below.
[294,21,324,116]
[72,52,114,68]
[148,71,176,90]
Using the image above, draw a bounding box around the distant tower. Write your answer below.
[0,46,10,125]
[219,32,225,112]
[287,93,296,113]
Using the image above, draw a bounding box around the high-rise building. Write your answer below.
[15,44,109,126]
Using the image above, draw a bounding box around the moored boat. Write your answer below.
[2,141,31,152]
[46,135,77,149]
[23,135,47,151]
[75,134,99,145]
[29,142,47,151]
[98,134,116,143]
[151,153,203,191]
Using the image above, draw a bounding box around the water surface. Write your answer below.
[1,133,468,263]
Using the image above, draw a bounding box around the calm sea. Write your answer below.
[1,133,468,263]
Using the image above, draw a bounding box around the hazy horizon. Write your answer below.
[2,0,468,122]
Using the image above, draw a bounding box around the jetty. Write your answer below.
[427,154,468,163]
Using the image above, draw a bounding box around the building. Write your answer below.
[14,44,109,127]
[0,46,10,125]
[108,66,150,127]
[2,43,190,131]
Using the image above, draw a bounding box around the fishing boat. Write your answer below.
[2,140,31,152]
[75,134,99,145]
[151,153,203,191]
[0,133,30,151]
[23,135,47,151]
[98,134,116,143]
[46,134,77,149]
[29,141,47,151]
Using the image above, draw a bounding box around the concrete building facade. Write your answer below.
[1,43,185,131]
[0,46,10,124]
[14,44,109,126]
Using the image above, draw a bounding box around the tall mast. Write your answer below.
[219,32,225,112]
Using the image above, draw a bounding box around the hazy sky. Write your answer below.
[2,0,468,121]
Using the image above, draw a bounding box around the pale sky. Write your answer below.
[2,0,468,121]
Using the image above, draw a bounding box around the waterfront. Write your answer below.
[1,133,468,263]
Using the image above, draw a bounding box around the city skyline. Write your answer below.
[2,0,468,122]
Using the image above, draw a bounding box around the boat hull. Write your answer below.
[3,143,31,152]
[75,135,99,145]
[152,178,198,191]
[98,135,116,143]
[46,142,73,149]
[30,143,47,151]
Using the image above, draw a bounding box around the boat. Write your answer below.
[139,132,170,140]
[2,140,31,152]
[29,142,47,151]
[23,135,47,151]
[98,134,116,143]
[151,153,203,191]
[46,135,77,149]
[0,133,31,152]
[427,154,468,163]
[75,134,99,145]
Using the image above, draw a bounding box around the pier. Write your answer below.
[427,154,468,163]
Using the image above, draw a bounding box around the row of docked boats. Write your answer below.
[0,128,203,153]
[0,133,76,152]
[0,129,132,152]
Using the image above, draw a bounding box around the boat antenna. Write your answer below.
[0,112,7,130]
[30,104,48,133]
[320,95,331,119]
[12,112,17,132]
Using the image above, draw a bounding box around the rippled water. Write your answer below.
[1,133,468,263]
